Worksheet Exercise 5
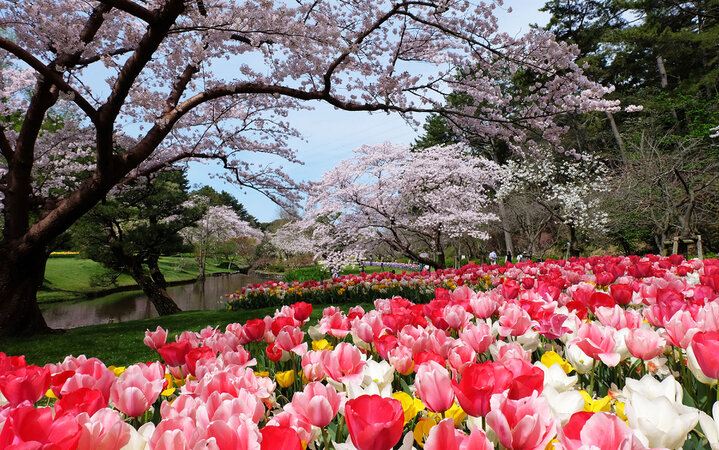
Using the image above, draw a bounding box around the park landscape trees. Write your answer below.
[0,0,616,336]
[273,143,500,270]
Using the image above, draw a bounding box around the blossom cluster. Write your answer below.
[4,255,719,449]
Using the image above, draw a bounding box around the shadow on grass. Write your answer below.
[1,302,375,367]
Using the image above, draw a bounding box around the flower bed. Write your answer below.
[226,267,493,309]
[2,255,719,449]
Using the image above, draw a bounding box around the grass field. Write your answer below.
[39,255,237,303]
[0,303,374,367]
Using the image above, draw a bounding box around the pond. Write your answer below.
[40,272,273,329]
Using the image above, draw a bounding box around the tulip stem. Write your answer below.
[336,415,345,442]
[322,427,332,449]
[589,361,596,396]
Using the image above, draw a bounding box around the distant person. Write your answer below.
[489,250,497,264]
[516,253,523,263]
[506,250,512,264]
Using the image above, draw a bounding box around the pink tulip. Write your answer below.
[497,303,532,337]
[574,322,620,367]
[301,350,326,382]
[486,392,558,450]
[143,326,168,350]
[275,326,308,356]
[58,359,116,404]
[415,360,455,413]
[321,342,366,384]
[470,293,498,319]
[286,382,345,427]
[110,364,164,417]
[558,411,647,450]
[424,418,492,450]
[459,322,493,354]
[625,328,665,360]
[447,342,477,375]
[691,331,719,379]
[662,309,699,348]
[318,311,351,338]
[345,395,404,450]
[204,415,262,450]
[76,408,132,450]
[150,416,198,450]
[388,345,414,375]
[444,303,470,330]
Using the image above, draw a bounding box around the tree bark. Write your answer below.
[127,263,182,316]
[0,248,54,336]
[147,254,168,290]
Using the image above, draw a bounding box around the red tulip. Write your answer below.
[452,362,511,417]
[241,318,266,343]
[0,365,51,405]
[185,346,216,376]
[0,405,82,450]
[502,279,520,299]
[266,343,284,362]
[291,301,313,322]
[54,387,106,417]
[157,341,192,367]
[609,283,633,306]
[0,352,26,372]
[260,426,302,450]
[374,334,398,360]
[345,395,404,450]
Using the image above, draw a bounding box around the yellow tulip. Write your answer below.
[614,400,627,421]
[312,339,334,352]
[541,351,574,375]
[393,391,426,424]
[107,365,126,377]
[413,418,436,448]
[579,390,611,412]
[276,370,295,388]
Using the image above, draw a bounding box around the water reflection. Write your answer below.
[40,273,269,329]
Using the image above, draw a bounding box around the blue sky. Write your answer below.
[186,1,550,222]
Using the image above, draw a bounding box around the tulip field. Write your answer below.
[3,255,719,449]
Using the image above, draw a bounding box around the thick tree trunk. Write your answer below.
[0,249,54,336]
[568,225,580,258]
[128,264,182,316]
[147,254,168,290]
[497,200,514,257]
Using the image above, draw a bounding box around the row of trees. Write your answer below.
[271,0,719,268]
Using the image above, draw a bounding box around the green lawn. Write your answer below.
[39,255,238,303]
[1,303,374,367]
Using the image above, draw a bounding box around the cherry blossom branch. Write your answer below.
[95,0,156,23]
[0,37,97,120]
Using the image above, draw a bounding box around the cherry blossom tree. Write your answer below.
[274,143,499,270]
[181,205,263,278]
[0,0,616,335]
[496,148,611,257]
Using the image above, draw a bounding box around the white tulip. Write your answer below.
[699,401,719,450]
[535,361,578,392]
[565,343,595,374]
[624,391,698,449]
